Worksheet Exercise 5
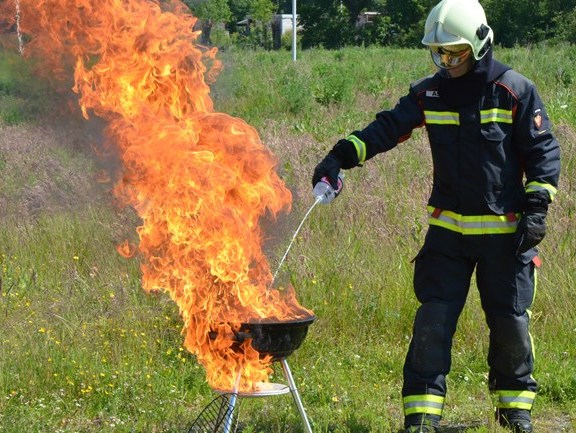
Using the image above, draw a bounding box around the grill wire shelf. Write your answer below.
[188,358,313,433]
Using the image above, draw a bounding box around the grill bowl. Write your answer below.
[210,315,315,361]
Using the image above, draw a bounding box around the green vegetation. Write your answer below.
[1,45,575,432]
[213,45,576,139]
[183,0,576,51]
[0,51,54,124]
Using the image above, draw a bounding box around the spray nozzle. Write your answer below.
[312,172,344,204]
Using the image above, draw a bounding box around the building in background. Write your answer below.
[272,14,300,49]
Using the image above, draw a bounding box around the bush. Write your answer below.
[280,30,302,52]
[311,62,355,106]
[209,27,234,50]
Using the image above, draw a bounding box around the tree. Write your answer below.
[298,0,356,49]
[181,0,576,50]
[274,0,293,14]
[356,14,393,47]
[482,0,575,46]
[554,6,576,44]
[226,0,273,30]
[184,0,232,44]
[385,0,435,47]
[184,0,276,48]
[297,0,436,49]
[298,0,392,49]
[250,0,276,22]
[248,0,276,49]
[342,0,375,21]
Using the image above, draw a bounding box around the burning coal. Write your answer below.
[0,0,313,391]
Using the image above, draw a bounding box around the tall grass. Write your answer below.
[213,45,576,140]
[1,45,575,432]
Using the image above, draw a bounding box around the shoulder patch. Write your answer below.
[533,109,542,129]
[426,90,440,98]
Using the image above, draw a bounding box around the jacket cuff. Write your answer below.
[330,139,360,169]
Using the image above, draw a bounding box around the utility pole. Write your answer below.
[292,0,297,61]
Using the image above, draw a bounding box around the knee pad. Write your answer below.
[488,314,532,377]
[410,303,456,374]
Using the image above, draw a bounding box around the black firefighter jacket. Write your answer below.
[347,59,561,218]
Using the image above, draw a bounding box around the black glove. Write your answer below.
[312,154,341,189]
[515,193,549,255]
[312,138,360,189]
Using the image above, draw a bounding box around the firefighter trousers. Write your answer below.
[402,226,539,422]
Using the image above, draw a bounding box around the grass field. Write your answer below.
[1,43,575,433]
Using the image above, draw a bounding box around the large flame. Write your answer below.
[0,0,313,391]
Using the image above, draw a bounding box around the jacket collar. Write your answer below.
[437,48,511,108]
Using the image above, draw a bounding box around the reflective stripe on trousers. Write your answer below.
[493,390,536,410]
[403,394,445,416]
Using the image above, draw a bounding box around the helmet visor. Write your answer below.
[430,44,472,69]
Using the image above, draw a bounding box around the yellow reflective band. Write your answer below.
[403,394,445,416]
[427,206,520,235]
[480,108,513,124]
[424,110,460,125]
[493,390,536,410]
[525,309,537,364]
[347,134,367,164]
[525,181,557,201]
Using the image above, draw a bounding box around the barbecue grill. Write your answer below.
[190,315,316,433]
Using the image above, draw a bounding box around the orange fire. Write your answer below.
[1,0,313,391]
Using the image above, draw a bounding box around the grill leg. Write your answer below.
[222,393,238,433]
[223,372,241,433]
[280,358,313,433]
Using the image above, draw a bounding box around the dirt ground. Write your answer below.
[0,116,119,220]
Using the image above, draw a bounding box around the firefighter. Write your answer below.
[311,0,560,432]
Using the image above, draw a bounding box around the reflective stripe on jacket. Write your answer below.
[427,206,520,235]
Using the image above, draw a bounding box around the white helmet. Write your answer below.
[422,0,494,61]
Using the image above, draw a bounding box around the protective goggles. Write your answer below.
[429,44,472,69]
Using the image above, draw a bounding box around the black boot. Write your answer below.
[497,409,533,433]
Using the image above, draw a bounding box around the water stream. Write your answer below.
[270,195,323,287]
[15,0,24,55]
